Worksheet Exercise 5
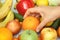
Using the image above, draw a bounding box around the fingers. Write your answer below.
[23,7,41,19]
[23,9,31,19]
[36,18,50,32]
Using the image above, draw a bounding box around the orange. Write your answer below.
[22,16,40,31]
[0,28,13,40]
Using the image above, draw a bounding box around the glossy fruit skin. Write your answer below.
[0,28,13,40]
[6,19,21,34]
[16,0,35,16]
[40,28,57,40]
[22,16,39,31]
[57,26,60,37]
[19,30,38,40]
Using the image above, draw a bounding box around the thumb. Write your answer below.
[36,18,49,32]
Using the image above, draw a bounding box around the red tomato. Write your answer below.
[16,0,35,16]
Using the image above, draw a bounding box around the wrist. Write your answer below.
[54,6,60,18]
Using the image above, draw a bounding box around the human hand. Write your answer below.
[24,6,60,32]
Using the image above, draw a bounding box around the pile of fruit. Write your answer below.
[0,0,60,40]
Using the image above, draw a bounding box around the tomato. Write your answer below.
[16,0,35,16]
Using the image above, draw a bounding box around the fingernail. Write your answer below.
[36,29,39,32]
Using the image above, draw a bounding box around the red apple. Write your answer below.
[16,0,35,16]
[40,28,57,40]
[6,19,21,34]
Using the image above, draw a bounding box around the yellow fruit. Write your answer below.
[40,28,57,40]
[0,28,13,40]
[22,16,40,31]
[0,2,2,8]
[0,10,14,28]
[40,18,53,26]
[36,0,48,6]
[0,0,12,19]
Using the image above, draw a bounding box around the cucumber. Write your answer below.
[14,13,23,22]
[51,18,60,30]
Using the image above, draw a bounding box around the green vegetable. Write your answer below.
[51,18,60,30]
[14,13,23,22]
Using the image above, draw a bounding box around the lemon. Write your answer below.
[36,0,49,6]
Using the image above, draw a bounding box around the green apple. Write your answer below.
[20,30,38,40]
[48,0,60,6]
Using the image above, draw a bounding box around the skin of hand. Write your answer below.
[23,6,60,32]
